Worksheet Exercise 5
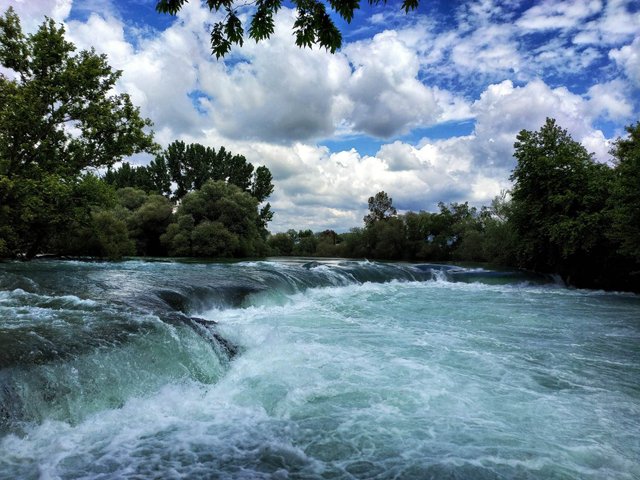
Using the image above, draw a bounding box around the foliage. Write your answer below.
[363,191,397,227]
[161,180,267,257]
[292,229,318,256]
[126,193,174,256]
[157,141,272,201]
[156,0,420,58]
[105,142,274,230]
[267,232,295,255]
[91,210,137,259]
[105,141,275,238]
[103,162,164,194]
[315,230,340,257]
[0,8,155,258]
[480,193,518,266]
[608,122,640,261]
[364,216,406,259]
[509,118,614,283]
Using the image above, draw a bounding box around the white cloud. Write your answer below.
[471,79,613,168]
[65,4,213,140]
[376,141,425,171]
[0,0,72,31]
[197,10,352,142]
[343,29,442,137]
[517,0,602,31]
[587,80,633,121]
[450,24,521,76]
[562,0,640,46]
[610,36,640,87]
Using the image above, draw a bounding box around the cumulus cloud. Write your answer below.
[0,0,72,31]
[470,79,617,172]
[256,140,494,231]
[587,80,634,121]
[66,3,214,140]
[450,24,520,76]
[61,6,462,145]
[343,30,442,137]
[197,11,352,143]
[252,76,619,231]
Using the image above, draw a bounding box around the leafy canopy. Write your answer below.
[363,190,397,226]
[509,118,613,277]
[608,122,640,261]
[156,0,420,58]
[161,180,268,257]
[0,7,155,258]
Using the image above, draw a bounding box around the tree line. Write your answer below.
[0,8,273,260]
[269,119,640,292]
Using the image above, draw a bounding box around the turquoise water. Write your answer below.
[0,259,638,479]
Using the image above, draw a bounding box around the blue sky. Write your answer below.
[4,0,639,231]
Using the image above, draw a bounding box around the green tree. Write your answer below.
[91,210,136,259]
[0,8,155,258]
[252,166,274,203]
[365,216,406,259]
[481,192,518,266]
[49,177,137,259]
[363,191,397,227]
[292,229,317,256]
[267,232,295,255]
[161,180,267,257]
[609,122,640,261]
[156,0,420,58]
[127,194,174,256]
[104,162,154,192]
[509,118,613,284]
[338,228,367,258]
[157,141,273,201]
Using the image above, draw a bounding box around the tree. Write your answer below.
[481,192,518,266]
[104,141,275,232]
[509,118,614,284]
[127,194,174,256]
[292,229,317,256]
[363,191,397,227]
[609,122,640,262]
[364,216,406,259]
[155,141,274,202]
[252,166,274,203]
[103,163,158,193]
[156,0,420,58]
[0,8,155,258]
[161,180,268,257]
[267,232,294,255]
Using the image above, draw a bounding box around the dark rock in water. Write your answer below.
[155,285,264,313]
[187,317,239,359]
[302,261,322,270]
[190,316,218,326]
[211,332,239,358]
[156,289,190,312]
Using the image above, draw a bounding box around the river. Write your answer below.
[0,259,638,479]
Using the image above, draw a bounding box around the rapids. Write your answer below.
[0,259,638,479]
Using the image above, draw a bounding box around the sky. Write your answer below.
[3,0,640,232]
